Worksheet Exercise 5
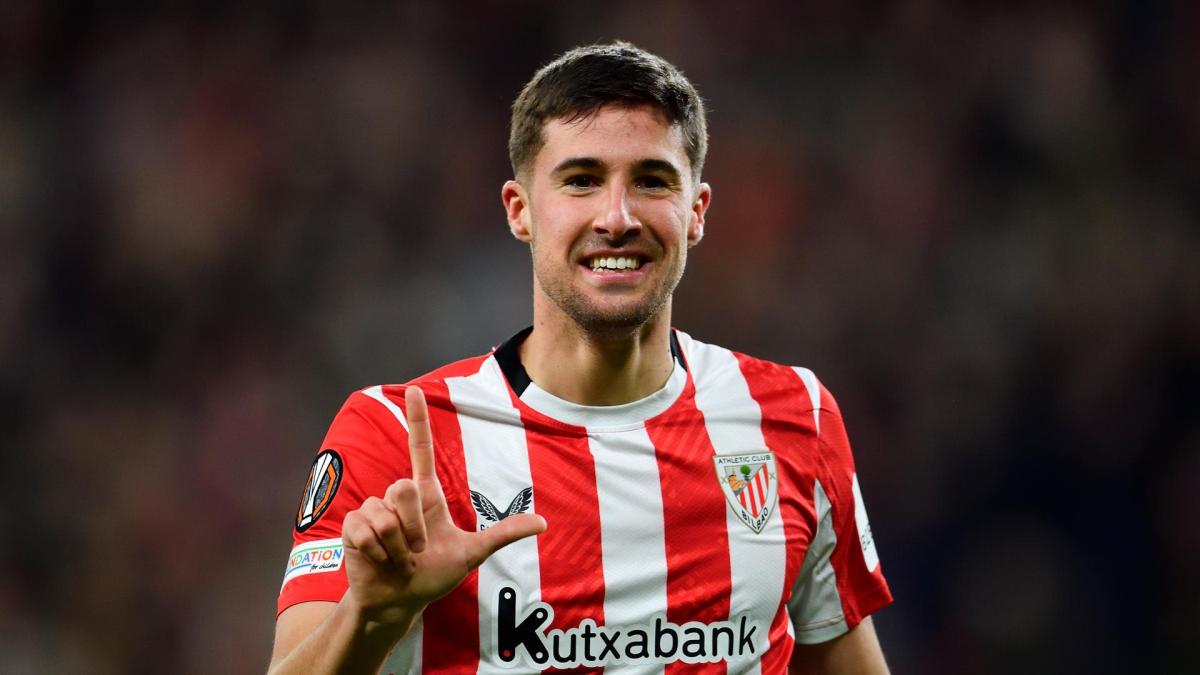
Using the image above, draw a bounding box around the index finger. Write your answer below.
[405,385,437,480]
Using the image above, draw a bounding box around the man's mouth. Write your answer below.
[586,255,644,272]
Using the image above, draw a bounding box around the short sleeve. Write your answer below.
[787,381,892,643]
[276,388,413,616]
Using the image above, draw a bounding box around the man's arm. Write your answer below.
[268,599,410,674]
[267,387,546,674]
[789,617,889,675]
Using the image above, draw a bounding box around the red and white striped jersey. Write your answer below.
[279,329,892,674]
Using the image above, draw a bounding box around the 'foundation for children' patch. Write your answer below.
[281,538,344,589]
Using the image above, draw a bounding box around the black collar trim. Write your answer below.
[493,327,687,398]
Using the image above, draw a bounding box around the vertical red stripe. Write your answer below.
[409,379,480,675]
[646,386,731,675]
[521,414,605,675]
[733,355,821,675]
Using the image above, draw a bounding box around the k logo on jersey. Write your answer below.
[714,452,777,533]
[471,487,533,531]
[296,450,342,532]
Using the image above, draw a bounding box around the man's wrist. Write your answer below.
[345,592,424,645]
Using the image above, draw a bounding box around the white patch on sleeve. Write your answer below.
[362,385,410,432]
[281,538,345,589]
[792,367,822,434]
[851,473,879,573]
[788,479,847,643]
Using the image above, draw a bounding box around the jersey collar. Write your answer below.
[492,327,689,428]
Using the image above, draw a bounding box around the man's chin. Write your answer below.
[575,314,650,334]
[537,275,674,335]
[564,301,661,334]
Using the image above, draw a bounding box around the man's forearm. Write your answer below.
[789,617,889,675]
[268,595,417,675]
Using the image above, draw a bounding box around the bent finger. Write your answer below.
[385,479,427,553]
[363,500,414,571]
[342,511,389,565]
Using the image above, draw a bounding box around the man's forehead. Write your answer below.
[537,105,687,167]
[552,103,674,133]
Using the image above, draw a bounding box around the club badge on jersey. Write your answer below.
[713,452,778,534]
[296,449,343,532]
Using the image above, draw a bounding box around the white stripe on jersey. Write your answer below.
[361,385,423,672]
[447,358,542,674]
[380,615,422,674]
[590,426,671,675]
[683,335,787,675]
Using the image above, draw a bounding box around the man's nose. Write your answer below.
[594,184,641,240]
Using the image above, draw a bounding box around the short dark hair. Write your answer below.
[509,41,708,182]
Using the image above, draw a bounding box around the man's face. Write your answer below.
[502,104,711,334]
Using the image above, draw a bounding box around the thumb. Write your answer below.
[466,513,547,569]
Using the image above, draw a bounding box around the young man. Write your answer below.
[269,42,892,674]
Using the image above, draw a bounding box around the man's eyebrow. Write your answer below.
[635,159,682,179]
[550,157,683,178]
[551,157,605,174]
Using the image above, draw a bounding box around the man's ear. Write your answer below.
[502,180,532,242]
[687,182,712,247]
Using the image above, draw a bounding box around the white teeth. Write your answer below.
[590,256,641,271]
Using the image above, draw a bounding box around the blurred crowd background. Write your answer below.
[2,1,1197,673]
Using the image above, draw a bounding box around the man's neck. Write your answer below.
[518,313,675,407]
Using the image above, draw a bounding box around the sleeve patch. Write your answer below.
[281,538,345,589]
[296,449,343,532]
[851,473,879,573]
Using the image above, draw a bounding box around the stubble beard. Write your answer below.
[532,243,685,337]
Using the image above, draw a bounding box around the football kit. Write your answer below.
[280,328,892,674]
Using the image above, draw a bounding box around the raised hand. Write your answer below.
[340,386,546,627]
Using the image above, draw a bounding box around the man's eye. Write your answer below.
[565,175,597,189]
[636,176,669,190]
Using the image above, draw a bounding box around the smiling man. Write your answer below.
[269,42,892,674]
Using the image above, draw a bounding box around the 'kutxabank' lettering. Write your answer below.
[495,586,760,668]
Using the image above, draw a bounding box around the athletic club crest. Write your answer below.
[713,452,778,533]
